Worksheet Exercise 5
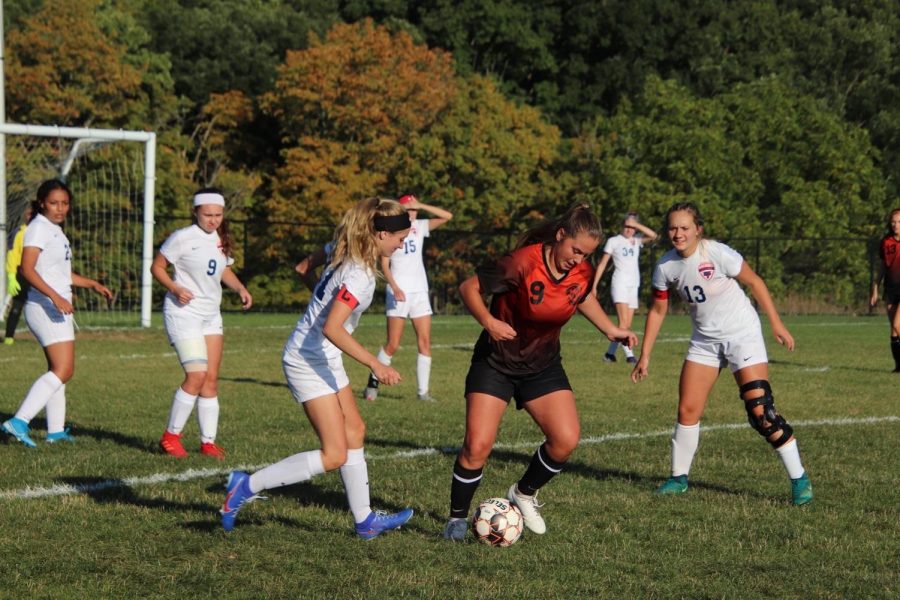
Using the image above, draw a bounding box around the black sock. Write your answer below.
[517,443,566,496]
[891,336,900,370]
[366,372,379,389]
[449,459,483,518]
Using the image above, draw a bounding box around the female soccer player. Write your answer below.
[2,179,113,447]
[221,197,415,539]
[443,203,637,541]
[364,194,453,402]
[869,208,900,372]
[592,212,657,364]
[631,202,812,505]
[151,188,252,459]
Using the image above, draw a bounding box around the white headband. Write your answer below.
[193,192,225,207]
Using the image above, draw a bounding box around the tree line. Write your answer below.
[3,0,897,311]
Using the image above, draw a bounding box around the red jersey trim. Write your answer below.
[336,285,360,309]
[653,288,669,300]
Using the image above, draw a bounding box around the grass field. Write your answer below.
[0,312,897,599]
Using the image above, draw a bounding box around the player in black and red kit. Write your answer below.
[443,203,638,541]
[870,208,900,372]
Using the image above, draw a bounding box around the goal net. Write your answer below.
[1,124,156,327]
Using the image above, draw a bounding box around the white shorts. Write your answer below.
[282,347,349,403]
[610,283,639,309]
[24,300,75,346]
[163,306,223,344]
[685,332,769,373]
[385,289,433,319]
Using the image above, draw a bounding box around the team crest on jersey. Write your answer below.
[698,262,715,281]
[566,284,583,305]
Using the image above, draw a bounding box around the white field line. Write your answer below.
[1,415,896,502]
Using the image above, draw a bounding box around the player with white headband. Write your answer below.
[151,187,252,459]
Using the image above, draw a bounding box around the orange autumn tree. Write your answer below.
[5,0,145,126]
[261,19,456,258]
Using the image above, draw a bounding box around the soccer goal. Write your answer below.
[0,123,156,327]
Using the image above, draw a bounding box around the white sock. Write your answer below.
[671,422,700,477]
[775,438,805,479]
[15,371,64,423]
[623,345,635,358]
[340,448,371,523]
[249,449,325,494]
[45,384,67,434]
[417,354,432,396]
[166,387,198,434]
[607,342,619,356]
[197,396,220,443]
[377,347,392,365]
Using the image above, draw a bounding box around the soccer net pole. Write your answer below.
[0,123,157,327]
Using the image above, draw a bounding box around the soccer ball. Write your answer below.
[472,497,524,547]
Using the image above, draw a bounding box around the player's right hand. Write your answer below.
[173,286,194,305]
[7,273,20,296]
[53,295,75,315]
[373,364,401,386]
[485,317,517,342]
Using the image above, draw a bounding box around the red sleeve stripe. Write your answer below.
[336,285,360,309]
[653,288,669,300]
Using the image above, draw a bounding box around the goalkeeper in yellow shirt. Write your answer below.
[3,206,32,345]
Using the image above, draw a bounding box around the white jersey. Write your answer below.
[24,213,73,302]
[652,240,760,341]
[604,234,645,288]
[387,218,430,294]
[160,224,233,316]
[285,259,376,362]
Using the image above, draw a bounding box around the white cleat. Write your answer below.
[507,483,546,534]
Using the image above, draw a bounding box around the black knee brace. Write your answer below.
[740,380,793,448]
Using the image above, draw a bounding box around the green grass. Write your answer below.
[0,313,897,599]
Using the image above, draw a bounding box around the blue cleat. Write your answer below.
[46,427,75,444]
[221,471,263,532]
[791,472,813,506]
[355,508,414,540]
[2,418,36,448]
[655,474,689,495]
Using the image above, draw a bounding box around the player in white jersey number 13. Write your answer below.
[630,202,813,506]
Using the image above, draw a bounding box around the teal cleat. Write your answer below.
[355,508,414,540]
[46,428,75,444]
[791,472,813,506]
[655,474,689,495]
[443,517,469,541]
[2,418,36,448]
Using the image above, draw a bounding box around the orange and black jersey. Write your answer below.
[473,243,594,375]
[880,235,900,289]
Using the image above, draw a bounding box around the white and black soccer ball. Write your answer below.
[472,497,524,547]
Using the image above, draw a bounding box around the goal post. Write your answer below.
[0,123,156,327]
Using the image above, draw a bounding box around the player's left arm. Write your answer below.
[221,266,253,310]
[735,261,794,351]
[72,272,114,300]
[578,294,638,347]
[323,288,401,385]
[409,196,453,230]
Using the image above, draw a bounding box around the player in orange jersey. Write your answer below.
[870,208,900,372]
[443,203,637,541]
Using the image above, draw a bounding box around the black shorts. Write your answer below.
[464,356,572,410]
[885,285,900,305]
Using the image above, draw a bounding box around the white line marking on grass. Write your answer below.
[1,416,896,502]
